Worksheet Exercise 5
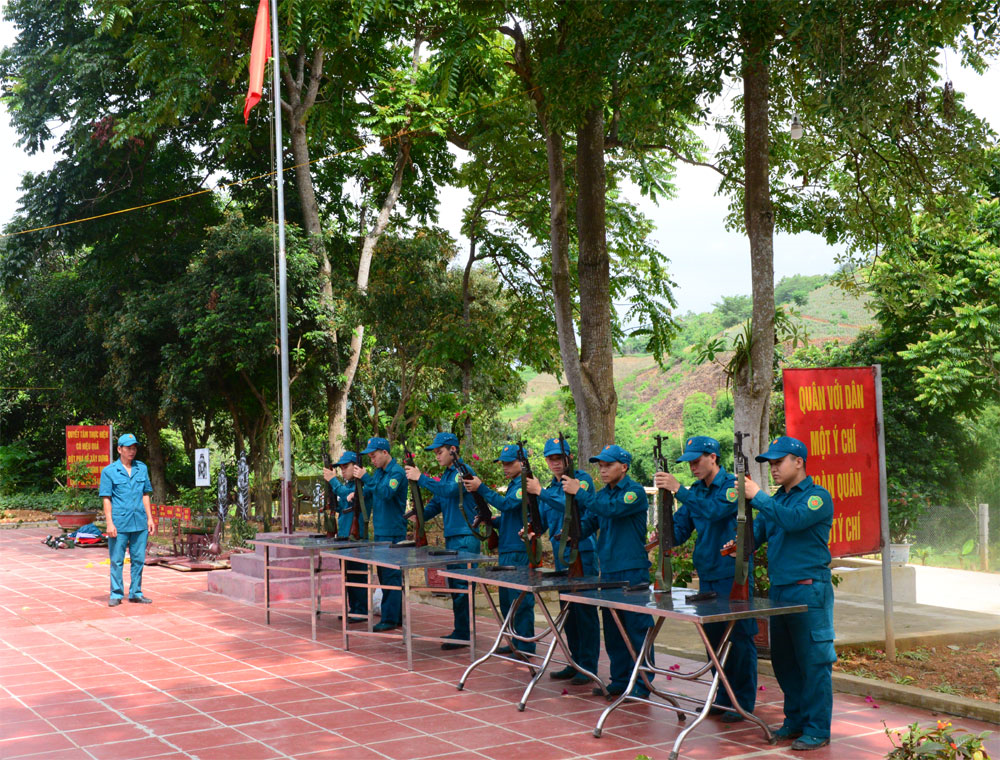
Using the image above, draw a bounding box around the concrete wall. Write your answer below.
[831,557,916,603]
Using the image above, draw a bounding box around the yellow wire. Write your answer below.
[1,88,535,239]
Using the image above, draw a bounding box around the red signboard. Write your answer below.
[782,367,882,557]
[65,425,113,488]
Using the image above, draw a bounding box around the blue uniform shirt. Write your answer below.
[361,458,408,537]
[751,476,833,585]
[476,474,524,553]
[419,461,478,538]
[539,470,597,567]
[98,459,153,533]
[576,473,650,574]
[673,467,741,582]
[328,478,366,539]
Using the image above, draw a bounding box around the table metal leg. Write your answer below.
[517,598,574,710]
[468,566,476,661]
[457,585,518,691]
[341,558,349,651]
[404,571,413,671]
[264,545,271,624]
[309,550,317,641]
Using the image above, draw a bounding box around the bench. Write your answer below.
[150,504,219,559]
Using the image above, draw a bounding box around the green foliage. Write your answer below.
[774,274,830,307]
[714,295,753,329]
[0,442,50,495]
[871,187,1000,412]
[228,515,257,550]
[0,492,63,513]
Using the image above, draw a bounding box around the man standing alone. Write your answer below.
[99,433,155,606]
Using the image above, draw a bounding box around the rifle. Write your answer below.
[451,450,498,552]
[322,450,337,536]
[516,441,545,568]
[348,438,368,541]
[402,438,428,547]
[556,431,585,577]
[651,435,676,590]
[729,431,753,601]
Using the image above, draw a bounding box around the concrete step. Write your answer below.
[206,567,342,604]
[230,550,345,580]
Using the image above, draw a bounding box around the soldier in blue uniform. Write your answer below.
[99,433,155,606]
[562,444,654,699]
[653,435,758,721]
[350,437,408,631]
[404,432,481,649]
[462,443,535,656]
[323,452,368,619]
[524,436,599,685]
[740,436,835,752]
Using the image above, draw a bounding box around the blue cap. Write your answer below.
[495,444,520,463]
[589,444,632,465]
[360,436,390,455]
[543,437,571,457]
[425,431,460,451]
[335,452,360,465]
[755,436,808,462]
[676,435,721,462]
[117,433,137,447]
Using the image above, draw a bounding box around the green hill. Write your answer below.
[503,278,874,435]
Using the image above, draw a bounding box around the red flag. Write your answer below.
[243,0,271,123]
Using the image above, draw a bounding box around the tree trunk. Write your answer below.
[460,235,477,457]
[739,18,776,486]
[328,38,420,457]
[574,104,617,463]
[138,413,167,502]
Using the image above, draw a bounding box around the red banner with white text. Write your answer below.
[782,367,882,557]
[65,425,113,488]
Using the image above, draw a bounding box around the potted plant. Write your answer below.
[53,460,101,530]
[887,484,931,565]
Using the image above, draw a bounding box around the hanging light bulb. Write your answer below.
[790,114,803,140]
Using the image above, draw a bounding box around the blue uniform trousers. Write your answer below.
[374,534,404,625]
[109,530,148,600]
[769,581,835,739]
[497,550,535,654]
[560,550,600,673]
[601,567,655,691]
[343,560,369,616]
[700,576,758,712]
[445,534,480,638]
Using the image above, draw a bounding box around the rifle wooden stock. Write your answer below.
[402,442,428,548]
[322,451,336,537]
[653,434,675,591]
[453,453,498,552]
[730,431,752,601]
[516,441,545,568]
[557,431,584,577]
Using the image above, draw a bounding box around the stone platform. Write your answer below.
[207,539,343,604]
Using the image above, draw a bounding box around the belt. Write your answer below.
[795,579,813,585]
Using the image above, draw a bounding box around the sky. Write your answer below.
[2,21,997,315]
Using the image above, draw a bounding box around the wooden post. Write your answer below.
[979,504,989,572]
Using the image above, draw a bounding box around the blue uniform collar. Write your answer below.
[548,468,584,487]
[786,475,814,493]
[708,466,729,489]
[114,459,138,477]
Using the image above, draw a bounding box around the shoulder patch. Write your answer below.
[515,488,522,499]
[454,473,462,483]
[389,478,399,490]
[807,494,823,510]
[624,491,637,504]
[579,481,589,491]
[726,487,737,502]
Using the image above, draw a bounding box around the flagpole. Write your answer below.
[269,0,293,534]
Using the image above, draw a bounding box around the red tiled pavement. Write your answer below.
[2,527,995,760]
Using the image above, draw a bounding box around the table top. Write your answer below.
[438,565,629,593]
[560,587,808,624]
[248,534,387,550]
[322,543,491,569]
